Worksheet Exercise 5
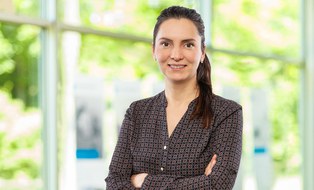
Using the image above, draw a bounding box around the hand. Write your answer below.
[204,154,217,176]
[131,173,148,188]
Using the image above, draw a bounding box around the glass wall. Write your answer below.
[210,1,301,188]
[212,0,300,58]
[58,0,195,36]
[211,51,301,189]
[0,0,39,17]
[0,0,305,189]
[0,23,42,189]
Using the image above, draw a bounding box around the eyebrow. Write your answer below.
[158,37,196,43]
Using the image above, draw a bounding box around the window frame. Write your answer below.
[0,0,310,189]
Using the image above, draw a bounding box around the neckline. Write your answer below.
[160,91,197,139]
[161,90,199,108]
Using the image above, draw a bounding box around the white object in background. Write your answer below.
[113,80,142,130]
[222,86,243,190]
[152,82,165,95]
[251,88,274,190]
[74,75,105,190]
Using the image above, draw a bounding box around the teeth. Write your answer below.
[170,65,185,69]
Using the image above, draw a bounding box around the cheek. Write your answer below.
[185,52,201,64]
[155,49,169,63]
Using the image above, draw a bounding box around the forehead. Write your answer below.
[156,18,201,41]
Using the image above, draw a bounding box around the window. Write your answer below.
[0,0,39,17]
[0,0,305,189]
[0,23,42,190]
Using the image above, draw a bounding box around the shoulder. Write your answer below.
[211,94,242,125]
[132,91,164,106]
[212,94,242,112]
[127,91,164,114]
[121,91,164,131]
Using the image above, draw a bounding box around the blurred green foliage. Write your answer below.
[0,129,40,179]
[0,0,301,188]
[211,0,300,176]
[0,92,41,182]
[212,51,300,175]
[0,23,40,108]
[212,0,300,58]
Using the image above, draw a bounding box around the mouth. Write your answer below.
[168,64,187,69]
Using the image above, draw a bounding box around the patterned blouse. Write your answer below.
[105,91,243,190]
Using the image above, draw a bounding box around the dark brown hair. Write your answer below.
[153,6,213,128]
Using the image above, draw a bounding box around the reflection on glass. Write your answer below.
[78,35,158,79]
[0,0,39,17]
[211,51,301,190]
[0,23,42,189]
[57,1,302,188]
[59,0,195,37]
[212,0,300,58]
[59,32,161,189]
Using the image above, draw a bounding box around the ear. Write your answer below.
[201,45,206,63]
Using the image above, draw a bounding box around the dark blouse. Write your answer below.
[105,91,243,190]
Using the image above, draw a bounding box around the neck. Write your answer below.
[165,80,199,105]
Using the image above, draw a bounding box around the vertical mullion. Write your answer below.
[198,0,212,47]
[40,0,58,189]
[301,0,314,189]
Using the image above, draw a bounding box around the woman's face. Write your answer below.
[153,18,205,84]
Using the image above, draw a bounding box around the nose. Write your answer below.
[170,46,183,61]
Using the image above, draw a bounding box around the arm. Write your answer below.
[105,105,136,190]
[132,154,217,188]
[141,108,243,190]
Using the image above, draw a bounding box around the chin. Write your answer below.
[168,78,188,83]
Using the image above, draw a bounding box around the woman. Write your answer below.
[105,6,243,189]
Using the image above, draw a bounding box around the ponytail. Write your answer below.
[191,54,213,128]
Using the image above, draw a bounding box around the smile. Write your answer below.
[168,64,187,69]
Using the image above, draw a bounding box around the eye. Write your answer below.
[161,42,170,47]
[185,43,195,48]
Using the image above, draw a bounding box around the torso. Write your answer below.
[166,103,189,137]
[129,91,242,177]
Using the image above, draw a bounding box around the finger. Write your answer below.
[211,154,217,165]
[205,154,217,176]
[205,166,212,176]
[205,163,213,176]
[130,174,137,187]
[208,154,217,168]
[210,157,217,168]
[211,154,217,162]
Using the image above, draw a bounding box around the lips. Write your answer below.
[168,64,187,69]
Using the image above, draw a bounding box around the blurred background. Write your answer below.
[0,0,313,189]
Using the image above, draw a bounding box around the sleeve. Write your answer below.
[140,107,243,190]
[105,103,136,190]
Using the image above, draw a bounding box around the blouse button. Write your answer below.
[160,167,164,171]
[163,146,167,150]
